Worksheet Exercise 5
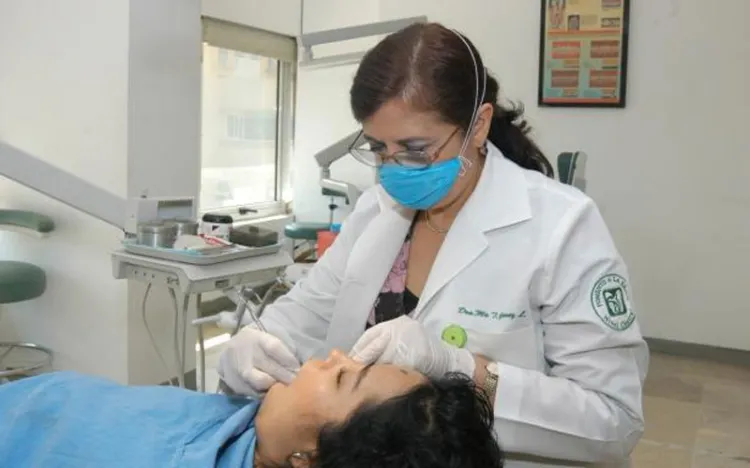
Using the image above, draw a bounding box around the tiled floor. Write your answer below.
[198,336,750,467]
[635,353,750,467]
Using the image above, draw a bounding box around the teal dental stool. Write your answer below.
[0,210,55,383]
[284,187,350,262]
[558,151,588,192]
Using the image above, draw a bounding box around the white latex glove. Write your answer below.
[217,326,301,396]
[349,316,476,379]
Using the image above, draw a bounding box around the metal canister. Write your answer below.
[136,221,178,248]
[166,218,199,237]
[201,213,234,241]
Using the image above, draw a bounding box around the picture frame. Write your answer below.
[538,0,631,108]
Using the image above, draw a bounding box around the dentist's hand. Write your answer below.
[218,326,301,396]
[349,316,476,379]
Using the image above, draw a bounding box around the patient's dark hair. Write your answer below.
[350,22,553,177]
[312,373,504,468]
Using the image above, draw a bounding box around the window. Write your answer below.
[225,110,277,142]
[201,17,296,219]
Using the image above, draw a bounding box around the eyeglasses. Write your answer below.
[348,128,460,169]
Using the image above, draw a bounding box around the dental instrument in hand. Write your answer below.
[233,289,267,334]
[230,276,293,336]
[217,288,266,396]
[218,277,295,394]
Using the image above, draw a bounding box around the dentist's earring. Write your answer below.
[458,155,473,176]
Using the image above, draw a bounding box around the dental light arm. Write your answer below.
[299,16,428,69]
[0,141,126,229]
[0,141,195,234]
[313,131,365,206]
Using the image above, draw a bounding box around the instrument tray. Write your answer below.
[123,240,282,265]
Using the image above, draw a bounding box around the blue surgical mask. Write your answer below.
[378,157,463,210]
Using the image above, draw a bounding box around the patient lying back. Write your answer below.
[0,350,503,468]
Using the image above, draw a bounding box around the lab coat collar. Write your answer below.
[462,143,533,232]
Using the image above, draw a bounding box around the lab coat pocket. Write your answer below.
[464,325,540,371]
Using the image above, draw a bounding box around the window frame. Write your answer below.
[200,17,296,222]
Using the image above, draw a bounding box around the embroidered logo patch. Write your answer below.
[590,274,635,331]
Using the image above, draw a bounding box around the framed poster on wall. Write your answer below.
[538,0,631,107]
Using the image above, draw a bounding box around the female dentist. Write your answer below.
[219,22,648,467]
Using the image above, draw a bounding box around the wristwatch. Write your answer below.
[483,362,499,398]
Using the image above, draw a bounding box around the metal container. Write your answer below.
[136,221,178,248]
[201,213,234,240]
[165,218,199,237]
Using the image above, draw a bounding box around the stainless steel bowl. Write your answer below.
[137,221,178,248]
[166,218,199,237]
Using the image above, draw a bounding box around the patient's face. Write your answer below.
[264,350,424,427]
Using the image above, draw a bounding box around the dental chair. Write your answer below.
[557,151,588,192]
[0,210,55,383]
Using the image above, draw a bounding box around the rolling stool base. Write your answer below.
[0,342,53,384]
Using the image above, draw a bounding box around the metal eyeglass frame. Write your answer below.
[348,127,460,169]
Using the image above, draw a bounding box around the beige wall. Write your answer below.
[0,0,203,383]
[294,0,750,350]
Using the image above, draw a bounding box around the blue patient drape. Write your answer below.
[0,372,259,468]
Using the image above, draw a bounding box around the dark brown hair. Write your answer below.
[350,22,554,177]
[258,374,503,468]
[313,373,503,468]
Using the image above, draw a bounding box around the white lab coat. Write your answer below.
[261,144,648,467]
